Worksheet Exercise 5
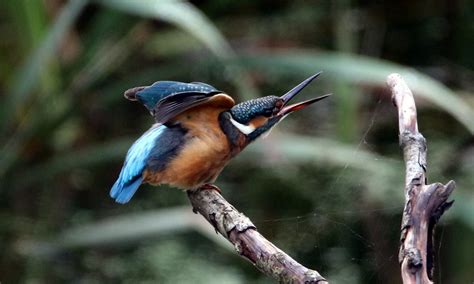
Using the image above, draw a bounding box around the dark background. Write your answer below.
[0,0,473,283]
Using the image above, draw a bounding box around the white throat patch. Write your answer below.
[229,117,256,135]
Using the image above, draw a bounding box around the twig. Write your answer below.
[387,73,455,284]
[187,188,328,284]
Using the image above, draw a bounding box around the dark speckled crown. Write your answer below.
[230,96,281,124]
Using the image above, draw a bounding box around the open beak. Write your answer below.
[277,72,330,116]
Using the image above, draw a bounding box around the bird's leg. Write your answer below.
[199,183,222,194]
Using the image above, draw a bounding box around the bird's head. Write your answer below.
[222,73,330,143]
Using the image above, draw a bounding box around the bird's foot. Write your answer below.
[199,183,222,194]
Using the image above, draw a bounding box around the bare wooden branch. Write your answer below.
[387,73,455,284]
[187,188,328,284]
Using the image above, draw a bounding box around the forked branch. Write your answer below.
[387,73,455,284]
[187,188,327,284]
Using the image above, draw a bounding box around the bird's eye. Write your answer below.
[272,99,284,115]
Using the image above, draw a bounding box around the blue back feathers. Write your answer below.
[110,125,165,204]
[136,81,218,112]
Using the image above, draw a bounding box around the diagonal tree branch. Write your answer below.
[187,188,328,284]
[387,73,455,284]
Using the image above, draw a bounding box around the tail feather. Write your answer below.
[110,175,143,204]
[109,125,165,204]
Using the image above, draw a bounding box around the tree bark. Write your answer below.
[387,73,455,284]
[187,188,328,284]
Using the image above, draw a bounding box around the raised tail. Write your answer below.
[110,174,143,204]
[109,125,165,204]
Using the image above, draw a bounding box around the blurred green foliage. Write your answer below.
[0,0,473,283]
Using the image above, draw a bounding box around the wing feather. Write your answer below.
[152,92,219,123]
[134,81,219,113]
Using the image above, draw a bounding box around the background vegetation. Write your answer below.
[1,0,473,283]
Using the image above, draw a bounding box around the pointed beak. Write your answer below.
[277,72,330,116]
[278,94,331,116]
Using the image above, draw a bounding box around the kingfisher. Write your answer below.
[110,73,329,204]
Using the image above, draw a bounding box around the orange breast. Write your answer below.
[143,94,235,189]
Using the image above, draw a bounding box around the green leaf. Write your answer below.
[15,137,133,188]
[17,134,399,188]
[99,0,258,99]
[3,0,88,125]
[18,207,231,255]
[100,0,233,58]
[238,50,474,134]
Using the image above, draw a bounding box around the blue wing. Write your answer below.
[135,81,219,112]
[110,125,166,204]
[152,92,219,123]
